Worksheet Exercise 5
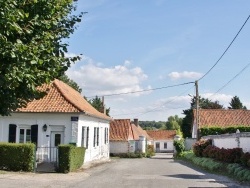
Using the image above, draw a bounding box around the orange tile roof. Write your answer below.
[146,130,176,140]
[16,79,111,120]
[110,119,152,141]
[193,109,250,128]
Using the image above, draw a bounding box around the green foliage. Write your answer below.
[0,143,35,171]
[200,126,250,136]
[59,74,82,93]
[146,144,155,158]
[110,152,145,158]
[88,96,110,116]
[166,115,182,130]
[58,145,85,173]
[173,139,185,155]
[227,164,250,181]
[140,121,165,130]
[0,0,83,115]
[228,96,247,109]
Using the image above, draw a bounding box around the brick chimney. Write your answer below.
[100,96,106,115]
[134,118,138,126]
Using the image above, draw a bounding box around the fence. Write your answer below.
[36,147,58,163]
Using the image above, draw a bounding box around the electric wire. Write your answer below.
[198,14,250,81]
[86,81,194,99]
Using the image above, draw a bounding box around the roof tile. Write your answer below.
[146,130,176,140]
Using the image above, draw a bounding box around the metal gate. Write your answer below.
[35,147,58,172]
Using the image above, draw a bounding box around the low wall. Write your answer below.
[202,132,250,153]
[184,138,196,151]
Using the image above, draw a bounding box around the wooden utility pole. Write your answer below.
[195,80,199,140]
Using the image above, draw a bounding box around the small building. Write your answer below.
[146,130,176,153]
[0,79,112,166]
[109,119,152,154]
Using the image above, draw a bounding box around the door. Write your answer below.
[50,131,64,162]
[156,142,160,153]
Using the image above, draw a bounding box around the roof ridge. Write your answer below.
[53,79,83,112]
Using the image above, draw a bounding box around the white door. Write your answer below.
[50,131,64,162]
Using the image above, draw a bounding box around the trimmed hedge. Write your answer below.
[200,126,250,136]
[110,152,144,158]
[0,142,35,171]
[58,145,85,173]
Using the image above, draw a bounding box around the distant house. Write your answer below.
[0,79,112,166]
[192,109,250,138]
[146,130,176,153]
[109,119,152,154]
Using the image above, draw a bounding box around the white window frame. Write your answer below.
[17,125,31,143]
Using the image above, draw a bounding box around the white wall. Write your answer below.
[110,141,129,154]
[153,140,174,152]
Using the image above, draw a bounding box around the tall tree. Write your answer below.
[166,115,182,130]
[181,96,223,138]
[228,96,247,109]
[0,0,83,115]
[59,74,82,93]
[88,96,110,116]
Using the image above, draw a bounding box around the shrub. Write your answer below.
[193,139,212,157]
[146,145,155,158]
[0,142,35,172]
[200,126,250,136]
[173,139,185,156]
[240,152,250,167]
[58,145,85,173]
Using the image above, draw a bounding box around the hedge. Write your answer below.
[0,142,35,171]
[58,145,85,173]
[200,126,250,136]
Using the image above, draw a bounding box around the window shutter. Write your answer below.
[8,124,17,143]
[31,124,38,146]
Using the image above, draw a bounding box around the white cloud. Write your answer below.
[201,93,233,106]
[168,71,203,80]
[66,56,149,97]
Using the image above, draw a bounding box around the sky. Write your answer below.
[65,0,250,121]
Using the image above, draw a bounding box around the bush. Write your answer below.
[193,139,212,157]
[240,152,250,167]
[146,145,155,158]
[58,145,85,173]
[110,152,144,158]
[0,142,35,172]
[200,126,250,136]
[173,139,185,156]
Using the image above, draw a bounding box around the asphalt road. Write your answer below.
[0,153,248,188]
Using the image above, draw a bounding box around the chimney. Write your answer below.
[134,118,138,126]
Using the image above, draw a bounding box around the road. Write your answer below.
[0,153,248,188]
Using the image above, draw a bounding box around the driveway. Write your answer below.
[0,153,248,188]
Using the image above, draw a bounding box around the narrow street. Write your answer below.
[0,153,247,188]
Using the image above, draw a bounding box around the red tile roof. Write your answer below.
[146,130,176,140]
[193,109,250,128]
[110,119,152,141]
[16,79,111,120]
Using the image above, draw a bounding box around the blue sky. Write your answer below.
[65,0,250,121]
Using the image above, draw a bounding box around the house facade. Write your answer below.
[0,79,111,165]
[109,119,152,154]
[146,130,176,153]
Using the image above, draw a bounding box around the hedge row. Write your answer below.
[193,139,250,167]
[0,142,35,171]
[200,126,250,136]
[58,145,85,173]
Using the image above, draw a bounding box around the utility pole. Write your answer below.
[195,80,199,140]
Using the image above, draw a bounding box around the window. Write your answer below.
[19,128,31,143]
[104,127,109,144]
[54,134,61,146]
[164,142,168,149]
[81,126,89,149]
[93,127,99,147]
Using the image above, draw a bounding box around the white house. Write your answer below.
[146,130,176,153]
[109,119,152,154]
[0,79,111,166]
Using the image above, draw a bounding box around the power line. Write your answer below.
[198,14,250,81]
[209,62,250,99]
[86,81,194,99]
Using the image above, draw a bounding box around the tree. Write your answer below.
[181,96,223,138]
[59,74,82,93]
[165,115,182,130]
[88,96,110,116]
[0,0,83,115]
[228,96,247,109]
